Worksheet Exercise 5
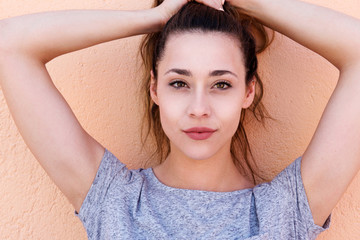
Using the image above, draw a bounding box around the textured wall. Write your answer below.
[0,0,359,239]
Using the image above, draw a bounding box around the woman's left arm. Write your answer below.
[228,0,360,227]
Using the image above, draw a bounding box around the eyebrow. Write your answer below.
[164,68,238,78]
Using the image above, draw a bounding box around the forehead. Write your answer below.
[158,31,245,75]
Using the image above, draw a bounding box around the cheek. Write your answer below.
[156,90,186,134]
[211,94,243,137]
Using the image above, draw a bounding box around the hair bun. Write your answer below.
[223,3,273,54]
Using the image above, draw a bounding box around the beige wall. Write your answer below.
[0,0,359,239]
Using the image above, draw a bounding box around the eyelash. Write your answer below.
[169,80,232,90]
[213,80,232,89]
[169,80,188,89]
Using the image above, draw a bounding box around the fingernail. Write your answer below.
[219,6,224,11]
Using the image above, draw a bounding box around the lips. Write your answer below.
[183,127,216,140]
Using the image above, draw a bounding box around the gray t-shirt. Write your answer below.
[76,149,331,239]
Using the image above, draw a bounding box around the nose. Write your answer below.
[187,89,211,118]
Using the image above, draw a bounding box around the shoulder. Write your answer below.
[251,157,331,237]
[76,148,147,216]
[253,157,300,197]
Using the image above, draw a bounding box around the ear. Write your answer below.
[242,78,256,109]
[150,70,159,105]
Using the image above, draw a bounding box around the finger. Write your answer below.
[211,0,225,11]
[158,0,189,23]
[196,0,224,11]
[209,0,224,10]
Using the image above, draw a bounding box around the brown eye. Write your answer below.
[170,81,188,89]
[213,81,231,89]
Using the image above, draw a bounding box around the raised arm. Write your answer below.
[0,1,186,212]
[229,0,360,226]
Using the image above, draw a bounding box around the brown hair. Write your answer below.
[140,1,272,184]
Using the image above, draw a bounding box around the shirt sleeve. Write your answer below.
[75,148,131,225]
[270,157,331,239]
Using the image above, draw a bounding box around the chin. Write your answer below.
[168,134,232,161]
[180,145,222,161]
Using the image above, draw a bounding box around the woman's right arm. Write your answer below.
[0,3,184,213]
[0,9,166,63]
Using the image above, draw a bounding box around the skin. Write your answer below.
[234,0,360,227]
[150,32,256,192]
[0,0,360,231]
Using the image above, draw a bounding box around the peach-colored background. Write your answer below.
[0,0,359,239]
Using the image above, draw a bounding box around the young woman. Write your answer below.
[0,0,359,239]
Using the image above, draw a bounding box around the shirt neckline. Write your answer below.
[145,167,253,197]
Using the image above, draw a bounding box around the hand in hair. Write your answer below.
[157,0,188,24]
[157,0,225,25]
[192,0,225,10]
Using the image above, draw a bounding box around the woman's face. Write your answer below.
[151,32,255,161]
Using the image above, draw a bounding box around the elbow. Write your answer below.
[0,18,33,62]
[0,19,18,62]
[0,19,9,62]
[0,18,50,64]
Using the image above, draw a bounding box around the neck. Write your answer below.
[152,142,254,192]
